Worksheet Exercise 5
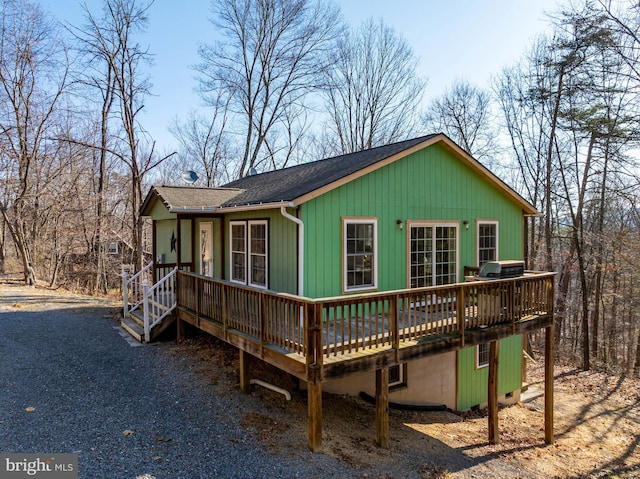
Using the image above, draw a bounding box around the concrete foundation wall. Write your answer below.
[322,351,457,409]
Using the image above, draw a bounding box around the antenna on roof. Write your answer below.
[180,170,199,185]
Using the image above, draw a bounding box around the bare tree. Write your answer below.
[69,0,172,273]
[494,41,552,270]
[196,0,342,178]
[0,0,69,285]
[424,79,497,163]
[321,18,425,155]
[169,95,231,187]
[67,1,119,292]
[496,1,640,374]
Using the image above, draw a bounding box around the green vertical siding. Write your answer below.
[155,219,177,264]
[180,219,193,265]
[301,143,524,298]
[149,199,173,220]
[223,209,298,294]
[457,335,523,410]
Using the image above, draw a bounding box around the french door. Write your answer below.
[409,223,458,288]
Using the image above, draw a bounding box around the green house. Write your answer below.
[140,133,540,412]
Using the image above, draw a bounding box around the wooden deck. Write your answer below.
[176,272,554,378]
[175,271,556,452]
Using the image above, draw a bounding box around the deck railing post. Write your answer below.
[389,295,399,357]
[143,279,150,343]
[260,292,268,353]
[175,270,180,307]
[221,282,228,332]
[457,285,466,347]
[196,276,201,326]
[510,280,516,335]
[122,269,128,319]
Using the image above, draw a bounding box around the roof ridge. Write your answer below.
[226,134,437,182]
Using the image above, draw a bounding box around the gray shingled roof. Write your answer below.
[142,134,537,215]
[142,186,244,214]
[219,135,437,206]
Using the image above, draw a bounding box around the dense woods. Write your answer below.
[1,0,639,376]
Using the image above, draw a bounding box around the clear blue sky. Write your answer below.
[43,0,560,154]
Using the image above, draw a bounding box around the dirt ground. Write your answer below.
[168,331,640,479]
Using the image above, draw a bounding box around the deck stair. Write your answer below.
[121,264,178,343]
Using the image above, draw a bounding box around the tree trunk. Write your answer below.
[635,328,640,378]
[544,67,565,272]
[1,204,36,286]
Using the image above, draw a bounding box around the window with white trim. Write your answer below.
[477,343,490,368]
[409,223,458,288]
[230,220,268,288]
[389,363,407,389]
[477,221,498,266]
[249,222,267,287]
[344,218,377,292]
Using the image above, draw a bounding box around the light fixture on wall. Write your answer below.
[463,220,469,230]
[396,219,404,230]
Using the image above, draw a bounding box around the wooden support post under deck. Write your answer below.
[306,303,323,453]
[545,324,555,444]
[488,340,500,445]
[239,350,251,394]
[307,367,322,453]
[375,367,389,449]
[176,317,185,341]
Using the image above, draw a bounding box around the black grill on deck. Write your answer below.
[478,260,525,279]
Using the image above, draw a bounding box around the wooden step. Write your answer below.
[121,316,145,343]
[121,312,177,343]
[129,308,145,326]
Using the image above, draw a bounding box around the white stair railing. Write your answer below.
[122,261,153,319]
[143,266,178,342]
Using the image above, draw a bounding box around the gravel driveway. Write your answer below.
[0,284,358,479]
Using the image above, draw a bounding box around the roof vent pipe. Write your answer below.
[280,206,304,297]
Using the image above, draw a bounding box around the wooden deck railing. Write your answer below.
[155,263,192,282]
[122,261,153,319]
[143,266,178,342]
[177,271,555,362]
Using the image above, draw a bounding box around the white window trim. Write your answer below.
[476,343,490,369]
[476,220,499,267]
[199,222,213,277]
[389,363,407,389]
[229,220,269,289]
[407,221,460,288]
[343,218,378,293]
[248,220,268,289]
[230,221,247,285]
[107,242,119,255]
